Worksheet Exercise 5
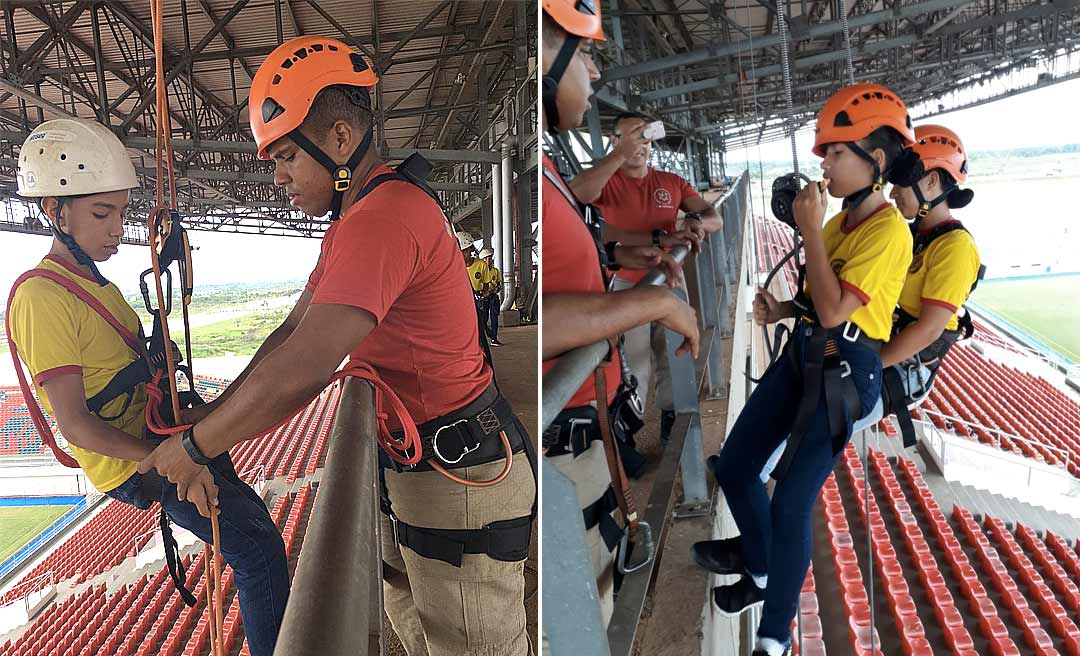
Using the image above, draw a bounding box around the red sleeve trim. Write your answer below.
[34,365,83,385]
[921,298,959,313]
[840,281,871,305]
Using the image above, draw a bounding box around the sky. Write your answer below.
[727,76,1080,169]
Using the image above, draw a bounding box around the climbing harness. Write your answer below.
[880,219,986,447]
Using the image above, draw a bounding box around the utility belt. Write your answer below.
[544,407,627,556]
[771,320,882,480]
[882,308,963,448]
[542,405,605,458]
[378,383,536,568]
[379,383,520,473]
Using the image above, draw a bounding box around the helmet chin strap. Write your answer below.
[909,177,956,220]
[841,142,886,212]
[49,198,109,286]
[542,34,581,134]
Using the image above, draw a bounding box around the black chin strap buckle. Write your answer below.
[333,166,352,192]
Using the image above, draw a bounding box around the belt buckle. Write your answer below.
[432,419,480,465]
[842,322,862,343]
[389,511,400,545]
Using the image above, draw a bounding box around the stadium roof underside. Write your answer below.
[0,0,536,241]
[579,0,1080,162]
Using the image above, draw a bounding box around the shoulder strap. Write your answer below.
[542,165,582,218]
[913,219,967,252]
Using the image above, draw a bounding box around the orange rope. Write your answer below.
[149,2,223,653]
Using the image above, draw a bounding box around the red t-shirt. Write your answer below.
[594,167,701,283]
[541,155,620,407]
[306,164,492,426]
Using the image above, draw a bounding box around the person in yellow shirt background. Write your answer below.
[879,124,983,445]
[478,247,504,347]
[5,118,289,656]
[689,83,916,656]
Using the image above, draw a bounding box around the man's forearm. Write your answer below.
[542,288,675,358]
[63,414,155,462]
[194,344,332,458]
[698,207,723,233]
[568,154,625,204]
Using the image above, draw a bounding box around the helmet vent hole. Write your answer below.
[311,44,324,52]
[293,48,308,60]
[60,178,67,186]
[60,153,66,160]
[350,53,369,73]
[272,74,282,85]
[262,97,287,123]
[39,148,44,155]
[78,163,85,170]
[281,58,293,70]
[833,111,853,127]
[327,44,339,51]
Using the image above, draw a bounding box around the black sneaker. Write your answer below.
[691,536,744,575]
[490,338,503,347]
[713,575,765,616]
[751,650,789,656]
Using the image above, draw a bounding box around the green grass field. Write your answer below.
[971,276,1080,362]
[0,505,72,562]
[189,306,291,358]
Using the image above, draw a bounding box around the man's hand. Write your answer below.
[138,435,218,518]
[793,178,829,235]
[682,216,707,242]
[614,246,684,287]
[753,287,784,326]
[656,295,700,359]
[612,121,648,163]
[659,228,702,253]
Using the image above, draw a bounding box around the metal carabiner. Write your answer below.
[616,521,655,575]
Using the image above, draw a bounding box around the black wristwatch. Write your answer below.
[603,241,622,270]
[182,427,213,465]
[684,212,701,222]
[651,229,665,247]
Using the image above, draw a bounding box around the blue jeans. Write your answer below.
[709,324,881,642]
[107,452,289,656]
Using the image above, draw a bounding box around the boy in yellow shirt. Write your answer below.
[5,118,288,656]
[691,83,916,656]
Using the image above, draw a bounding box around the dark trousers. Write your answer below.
[709,325,881,642]
[485,293,501,341]
[106,452,289,656]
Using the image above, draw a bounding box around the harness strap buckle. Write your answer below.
[389,511,400,546]
[840,360,852,378]
[841,321,862,343]
[432,419,480,465]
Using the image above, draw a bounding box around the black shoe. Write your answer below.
[659,409,676,447]
[752,650,789,656]
[713,575,765,616]
[490,338,503,346]
[691,536,745,575]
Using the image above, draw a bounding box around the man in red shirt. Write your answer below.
[542,0,700,624]
[570,112,724,445]
[139,36,535,656]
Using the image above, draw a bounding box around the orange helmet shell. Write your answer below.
[543,0,606,41]
[913,124,967,184]
[813,83,915,157]
[249,36,379,159]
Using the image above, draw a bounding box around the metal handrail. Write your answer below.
[541,244,691,432]
[917,407,1073,471]
[273,377,381,656]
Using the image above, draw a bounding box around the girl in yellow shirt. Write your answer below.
[691,83,916,656]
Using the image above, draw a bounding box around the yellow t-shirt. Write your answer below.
[819,205,913,341]
[898,224,980,332]
[487,265,501,289]
[8,256,144,492]
[466,259,489,293]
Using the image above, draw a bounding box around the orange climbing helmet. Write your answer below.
[543,0,606,41]
[812,82,915,157]
[249,35,379,160]
[912,124,968,184]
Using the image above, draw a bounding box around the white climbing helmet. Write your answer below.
[479,247,494,259]
[456,230,475,251]
[17,118,138,198]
